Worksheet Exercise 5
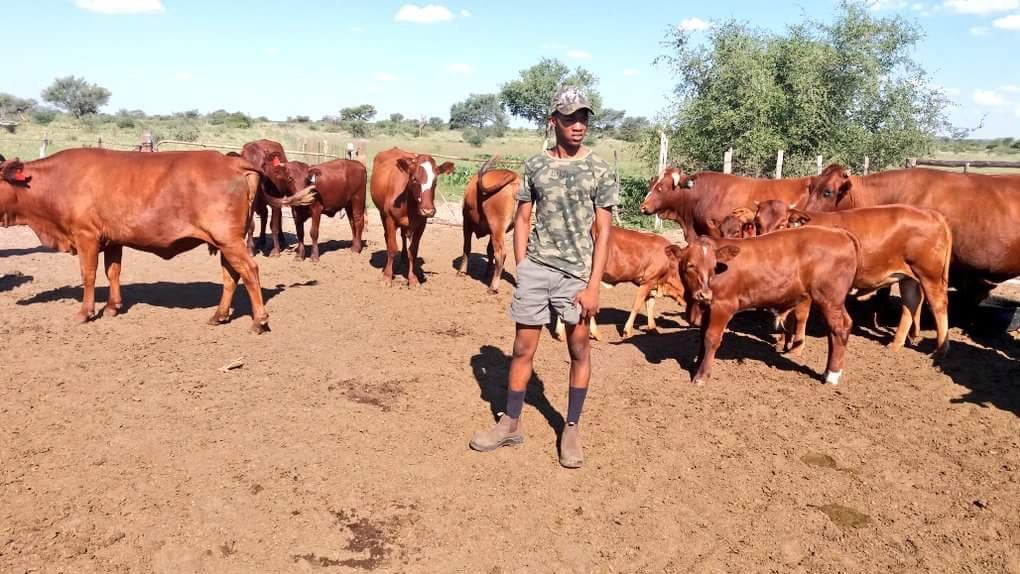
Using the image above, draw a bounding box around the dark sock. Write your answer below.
[566,386,588,425]
[505,390,526,419]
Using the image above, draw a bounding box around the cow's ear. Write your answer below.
[436,161,456,175]
[648,176,657,188]
[837,178,853,197]
[665,244,685,262]
[396,158,414,174]
[706,218,721,238]
[685,174,696,188]
[0,159,29,185]
[788,210,811,227]
[715,245,740,263]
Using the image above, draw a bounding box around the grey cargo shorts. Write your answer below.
[509,258,587,326]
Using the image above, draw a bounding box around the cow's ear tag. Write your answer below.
[14,169,27,182]
[271,156,282,167]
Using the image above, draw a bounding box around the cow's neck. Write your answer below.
[0,165,75,252]
[850,172,899,206]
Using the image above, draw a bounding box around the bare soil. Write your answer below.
[2,214,1019,573]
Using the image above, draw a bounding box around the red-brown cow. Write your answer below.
[706,207,757,239]
[801,164,1020,304]
[667,228,859,385]
[754,200,952,355]
[458,156,518,293]
[370,147,455,286]
[0,149,314,332]
[555,226,687,341]
[639,168,809,241]
[284,159,367,261]
[241,139,294,257]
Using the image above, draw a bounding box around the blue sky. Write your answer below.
[6,0,1020,137]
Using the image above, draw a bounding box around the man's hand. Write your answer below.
[574,286,600,320]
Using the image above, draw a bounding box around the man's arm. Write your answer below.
[575,206,612,319]
[513,200,533,265]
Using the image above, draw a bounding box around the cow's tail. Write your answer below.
[844,228,865,285]
[936,211,952,287]
[259,184,318,208]
[477,155,516,195]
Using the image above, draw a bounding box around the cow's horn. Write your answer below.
[671,172,680,188]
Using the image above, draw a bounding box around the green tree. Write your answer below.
[340,104,377,122]
[427,116,446,130]
[389,112,405,124]
[591,108,626,136]
[650,1,952,175]
[449,93,507,130]
[40,76,111,119]
[0,93,36,119]
[499,58,603,127]
[618,116,652,143]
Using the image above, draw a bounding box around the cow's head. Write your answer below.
[397,154,455,218]
[263,151,296,195]
[753,199,796,234]
[665,237,739,305]
[803,164,853,212]
[640,168,695,215]
[0,157,30,186]
[284,160,313,191]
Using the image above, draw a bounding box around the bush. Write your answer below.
[463,127,486,147]
[615,175,657,229]
[31,108,58,125]
[223,112,251,129]
[446,164,474,189]
[116,116,135,129]
[168,122,201,142]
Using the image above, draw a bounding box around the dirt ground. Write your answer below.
[2,212,1020,574]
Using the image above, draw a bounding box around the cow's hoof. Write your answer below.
[907,335,922,347]
[73,310,94,324]
[294,253,305,261]
[250,321,270,334]
[102,303,122,318]
[487,287,499,294]
[691,378,706,386]
[207,313,230,326]
[310,255,320,263]
[457,270,467,278]
[623,329,635,339]
[268,249,281,258]
[785,347,805,359]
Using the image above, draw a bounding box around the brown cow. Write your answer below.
[370,147,455,286]
[554,226,687,341]
[754,200,952,355]
[801,164,1020,305]
[667,228,859,385]
[458,156,518,293]
[241,139,294,257]
[639,168,809,241]
[0,149,314,332]
[707,207,757,239]
[284,159,368,261]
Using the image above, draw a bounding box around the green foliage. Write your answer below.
[450,93,507,130]
[618,116,652,143]
[445,164,475,189]
[616,175,658,229]
[115,109,135,128]
[340,104,377,122]
[40,76,111,119]
[30,108,58,125]
[462,127,487,147]
[428,116,446,130]
[289,115,311,123]
[592,108,625,136]
[345,120,371,137]
[169,122,201,142]
[499,58,603,127]
[389,112,405,124]
[0,93,36,118]
[649,1,953,175]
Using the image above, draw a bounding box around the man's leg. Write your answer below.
[560,319,591,468]
[469,325,541,451]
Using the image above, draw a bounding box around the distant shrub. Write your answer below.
[462,128,486,147]
[290,115,311,123]
[168,122,201,142]
[31,108,58,124]
[116,116,135,129]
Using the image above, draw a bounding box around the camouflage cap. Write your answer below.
[550,85,594,117]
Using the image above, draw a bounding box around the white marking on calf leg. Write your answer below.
[824,370,842,385]
[420,161,435,194]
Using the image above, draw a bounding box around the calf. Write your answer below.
[707,207,756,239]
[668,228,860,385]
[458,156,518,293]
[241,139,295,257]
[285,159,368,261]
[754,200,951,355]
[555,226,686,341]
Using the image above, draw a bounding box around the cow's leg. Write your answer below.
[210,253,239,326]
[688,302,705,328]
[489,228,507,294]
[406,225,425,287]
[293,207,307,261]
[346,201,366,254]
[554,316,566,341]
[623,282,655,338]
[645,288,659,332]
[784,299,812,358]
[692,304,733,385]
[458,221,473,277]
[588,316,602,341]
[381,216,398,286]
[72,239,101,323]
[254,198,268,250]
[819,302,852,385]
[268,206,283,257]
[918,274,950,357]
[102,244,124,317]
[309,202,323,263]
[217,244,269,333]
[891,280,923,350]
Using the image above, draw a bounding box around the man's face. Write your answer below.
[550,109,589,147]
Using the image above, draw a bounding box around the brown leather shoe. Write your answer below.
[559,423,583,468]
[469,414,523,452]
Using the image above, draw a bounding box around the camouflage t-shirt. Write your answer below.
[517,151,619,280]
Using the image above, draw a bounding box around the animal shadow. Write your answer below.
[595,307,682,337]
[470,344,565,438]
[943,332,1020,417]
[370,250,427,284]
[452,254,517,290]
[316,239,356,256]
[0,246,55,257]
[0,272,33,292]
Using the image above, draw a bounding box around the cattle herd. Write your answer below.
[1,140,1019,385]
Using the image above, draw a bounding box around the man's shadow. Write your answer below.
[470,344,565,439]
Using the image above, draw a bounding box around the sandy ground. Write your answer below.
[2,212,1020,574]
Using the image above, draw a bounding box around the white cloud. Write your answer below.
[460,9,471,17]
[395,4,454,23]
[678,17,712,32]
[1002,84,1020,92]
[74,0,163,14]
[566,49,592,60]
[973,89,1007,106]
[970,25,990,34]
[623,68,641,77]
[374,72,399,82]
[174,72,192,81]
[993,13,1020,28]
[943,0,1018,14]
[446,63,473,74]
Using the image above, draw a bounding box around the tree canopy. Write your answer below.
[649,1,953,175]
[449,93,507,130]
[40,76,111,119]
[499,58,603,127]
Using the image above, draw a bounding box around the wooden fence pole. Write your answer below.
[964,162,970,174]
[39,130,48,158]
[723,148,733,174]
[775,149,784,179]
[816,155,823,174]
[97,136,103,149]
[613,150,621,226]
[655,131,667,231]
[863,156,870,175]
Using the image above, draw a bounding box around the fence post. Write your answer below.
[613,150,621,226]
[322,140,329,162]
[655,131,668,231]
[964,162,970,174]
[723,148,733,174]
[863,156,870,176]
[39,130,49,158]
[815,155,823,174]
[97,136,103,149]
[775,149,784,179]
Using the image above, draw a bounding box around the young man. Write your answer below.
[469,86,618,469]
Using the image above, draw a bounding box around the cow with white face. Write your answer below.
[370,147,455,286]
